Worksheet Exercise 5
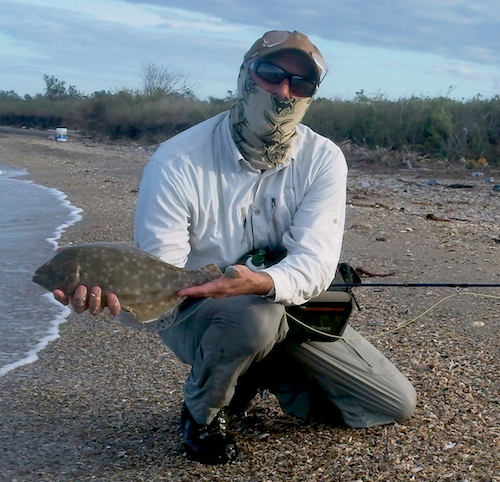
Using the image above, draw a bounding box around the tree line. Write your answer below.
[0,63,498,167]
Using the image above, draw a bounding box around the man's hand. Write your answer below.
[177,265,274,298]
[53,286,121,317]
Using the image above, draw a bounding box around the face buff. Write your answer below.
[229,64,313,170]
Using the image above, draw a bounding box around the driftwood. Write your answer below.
[355,266,397,278]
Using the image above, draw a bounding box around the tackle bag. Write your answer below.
[237,250,361,343]
[285,263,361,343]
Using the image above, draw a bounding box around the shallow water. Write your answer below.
[0,163,82,376]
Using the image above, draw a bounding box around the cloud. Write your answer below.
[429,61,500,85]
[0,0,249,95]
[1,0,499,99]
[121,0,500,68]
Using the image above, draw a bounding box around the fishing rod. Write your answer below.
[294,282,500,340]
[343,282,500,288]
[334,281,500,314]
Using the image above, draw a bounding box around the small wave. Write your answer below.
[0,165,83,376]
[0,295,71,376]
[44,187,83,250]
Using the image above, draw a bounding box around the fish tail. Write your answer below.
[199,263,223,282]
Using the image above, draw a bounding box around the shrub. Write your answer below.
[0,85,498,165]
[304,94,500,165]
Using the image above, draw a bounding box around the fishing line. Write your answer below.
[138,298,212,356]
[173,298,211,325]
[138,297,212,331]
[286,290,500,341]
[138,290,499,342]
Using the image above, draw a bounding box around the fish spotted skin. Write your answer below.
[32,243,223,324]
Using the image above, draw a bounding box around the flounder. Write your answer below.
[33,243,222,327]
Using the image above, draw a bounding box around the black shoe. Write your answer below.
[227,360,271,417]
[180,403,237,464]
[227,383,260,418]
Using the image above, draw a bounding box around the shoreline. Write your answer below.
[0,163,81,377]
[1,132,499,481]
[0,294,71,377]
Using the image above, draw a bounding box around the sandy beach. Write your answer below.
[0,131,499,481]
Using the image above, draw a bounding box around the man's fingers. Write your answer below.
[87,287,120,317]
[88,286,103,315]
[53,286,120,317]
[224,265,241,279]
[107,293,121,317]
[53,289,69,305]
[73,285,89,313]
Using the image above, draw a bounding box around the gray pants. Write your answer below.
[160,295,417,428]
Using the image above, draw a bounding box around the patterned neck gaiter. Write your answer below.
[229,64,313,170]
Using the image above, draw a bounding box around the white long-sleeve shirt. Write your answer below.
[134,111,347,306]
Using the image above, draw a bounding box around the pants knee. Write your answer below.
[234,298,286,355]
[394,384,418,423]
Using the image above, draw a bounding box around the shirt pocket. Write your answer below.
[265,192,296,246]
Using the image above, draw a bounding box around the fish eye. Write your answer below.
[57,270,69,282]
[63,260,82,286]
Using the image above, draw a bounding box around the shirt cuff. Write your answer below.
[262,286,276,299]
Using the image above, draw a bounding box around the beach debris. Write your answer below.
[493,185,500,192]
[447,183,475,189]
[465,157,488,169]
[401,158,413,169]
[355,267,397,278]
[374,202,393,210]
[426,213,451,222]
[349,223,373,232]
[32,243,222,326]
[471,172,484,178]
[349,202,394,210]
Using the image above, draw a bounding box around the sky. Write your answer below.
[1,0,500,102]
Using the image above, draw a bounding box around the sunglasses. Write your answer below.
[248,60,318,98]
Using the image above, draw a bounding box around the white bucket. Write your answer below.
[56,127,68,142]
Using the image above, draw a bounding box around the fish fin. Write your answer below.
[116,309,146,329]
[116,309,178,331]
[199,263,223,282]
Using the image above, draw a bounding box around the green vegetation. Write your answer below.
[0,69,499,166]
[305,91,500,166]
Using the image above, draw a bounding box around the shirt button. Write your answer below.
[254,209,261,215]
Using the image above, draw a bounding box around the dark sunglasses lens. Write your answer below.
[290,77,316,97]
[254,62,287,84]
[251,61,317,97]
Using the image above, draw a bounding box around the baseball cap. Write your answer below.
[244,30,328,83]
